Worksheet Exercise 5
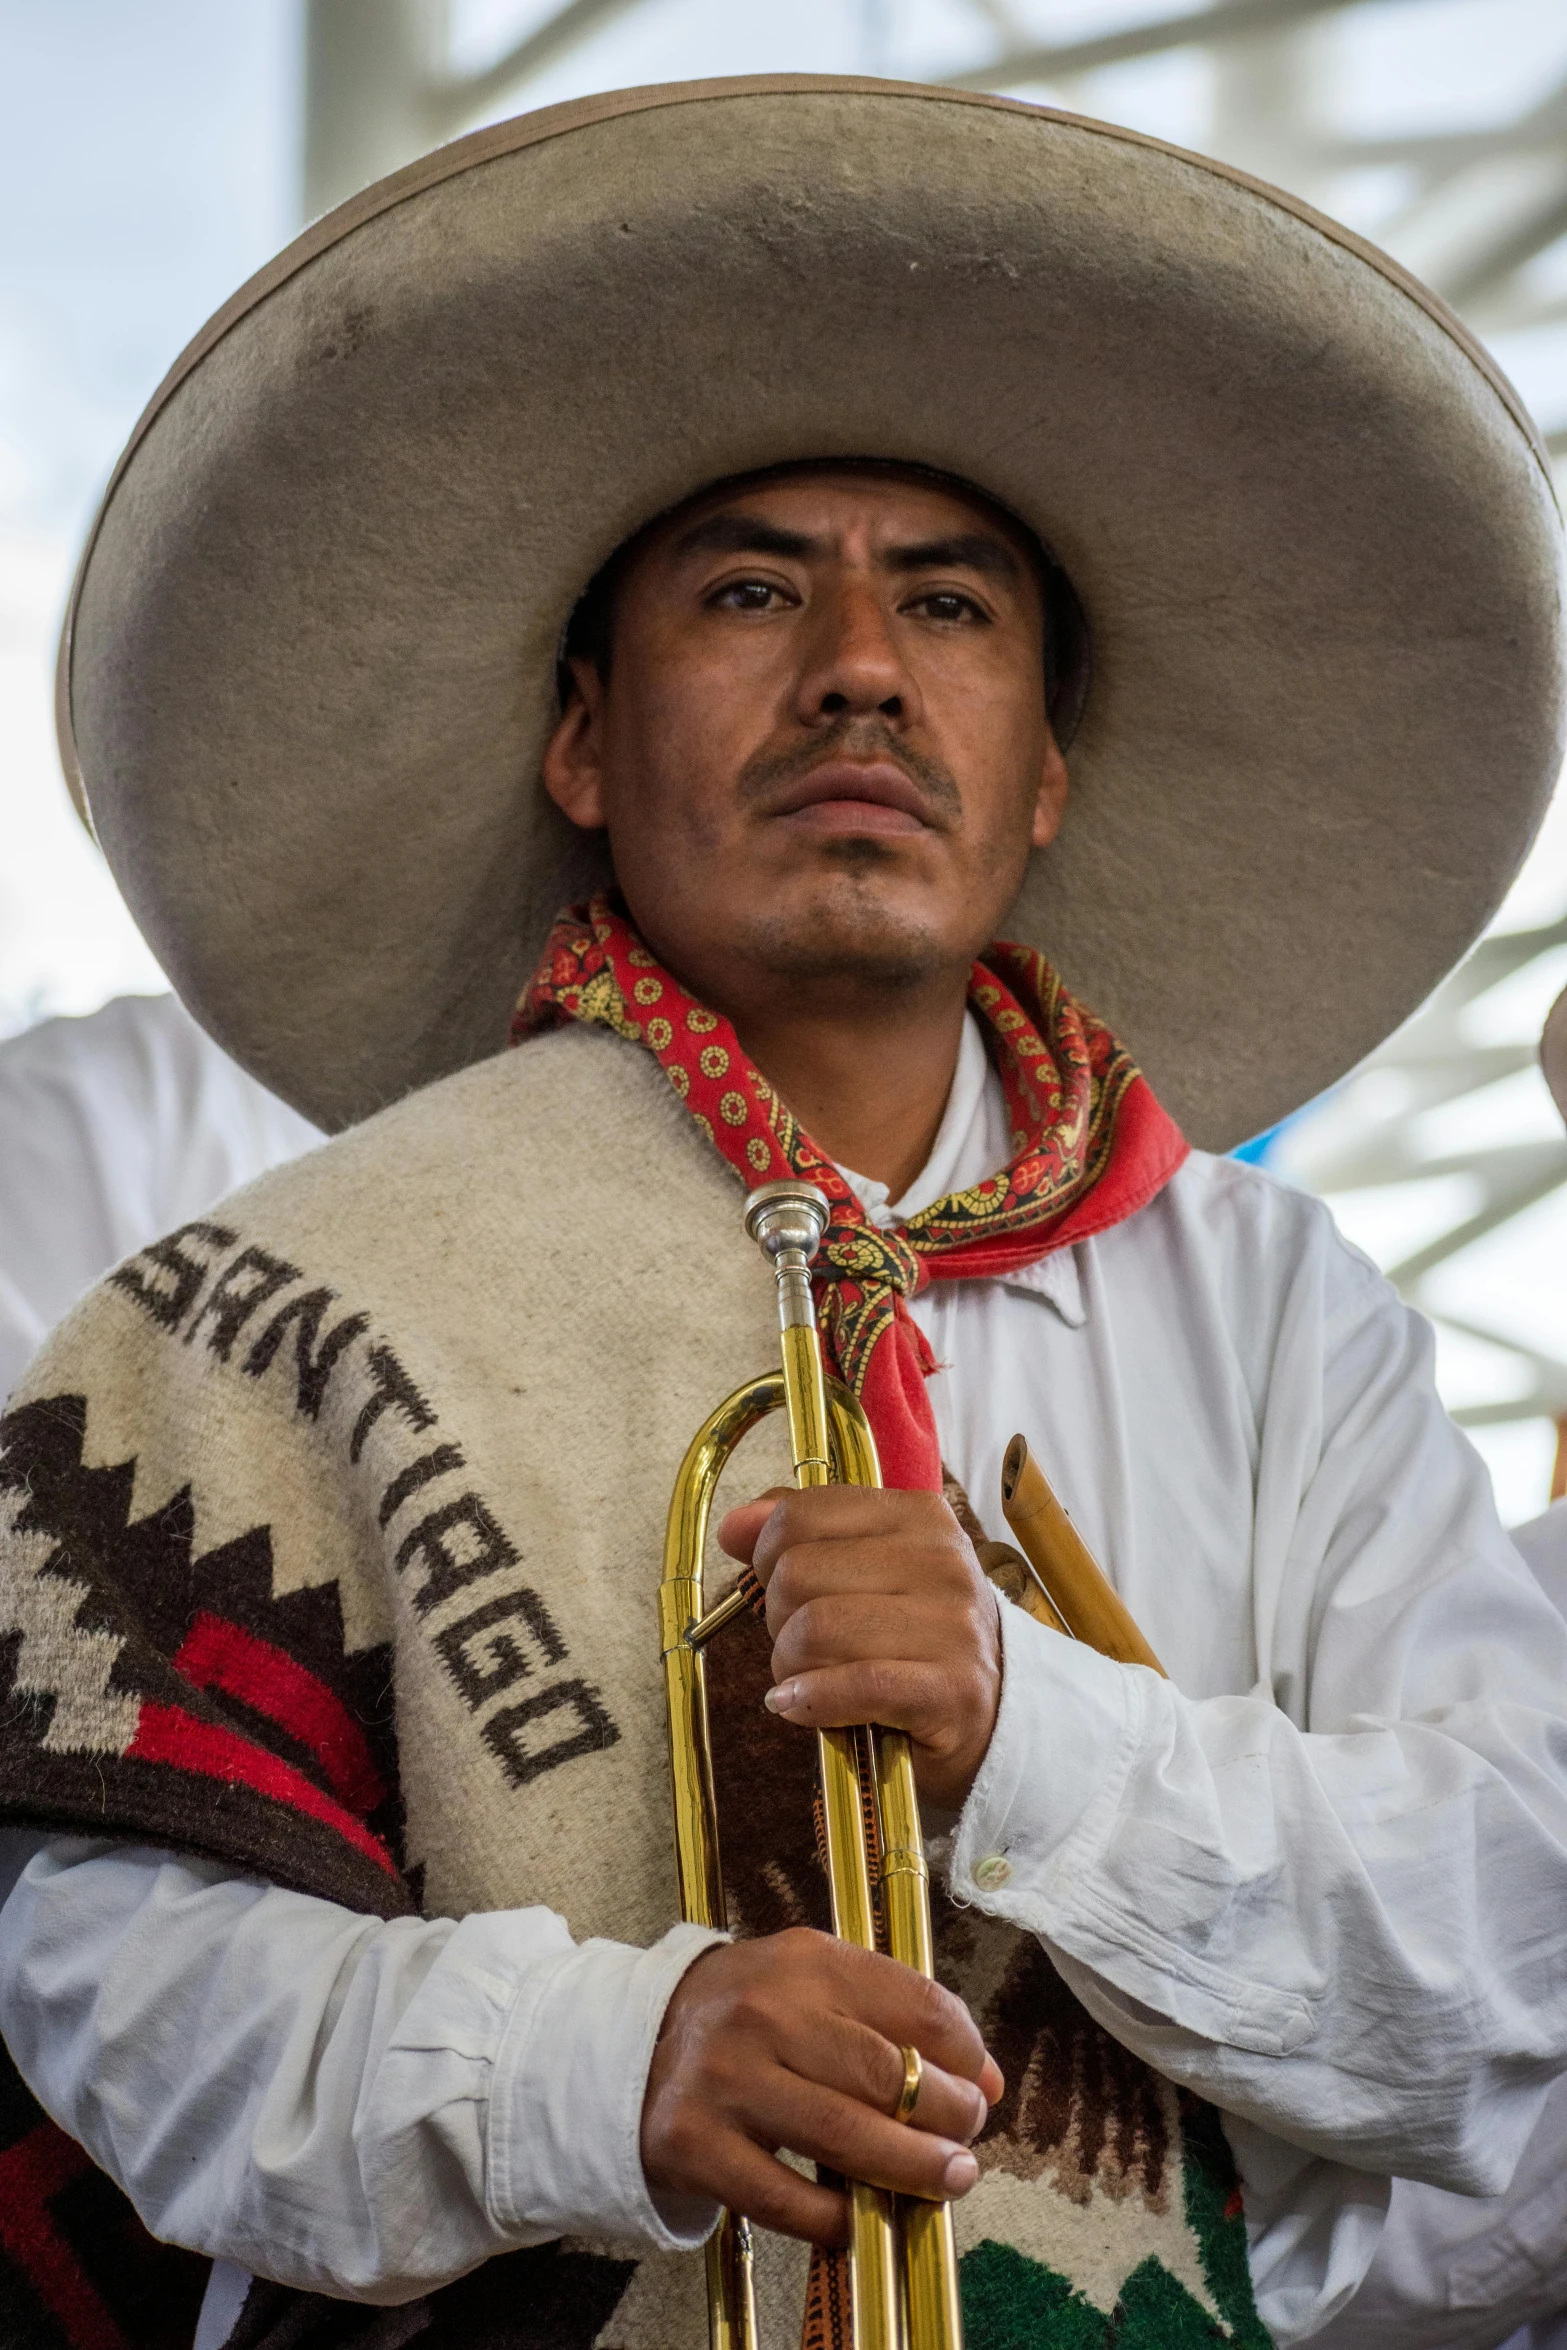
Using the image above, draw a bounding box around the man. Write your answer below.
[0,993,318,1399]
[2,76,1566,2350]
[0,995,317,2342]
[1510,984,1567,1632]
[1295,990,1567,2350]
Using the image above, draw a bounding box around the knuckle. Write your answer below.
[787,1598,831,1658]
[754,1498,798,1561]
[782,1490,833,1537]
[925,1498,967,1553]
[859,1658,899,1712]
[728,1984,776,2038]
[793,2076,844,2144]
[664,2108,706,2166]
[753,2178,824,2240]
[913,1970,964,2042]
[776,1925,833,1979]
[836,2105,924,2192]
[871,2037,904,2105]
[769,1553,801,1612]
[831,1935,888,1998]
[694,2043,743,2103]
[748,2182,793,2232]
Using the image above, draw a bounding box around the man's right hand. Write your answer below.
[640,1928,1003,2244]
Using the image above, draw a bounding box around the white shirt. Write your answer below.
[5,1014,1567,2348]
[1306,1501,1567,2350]
[1514,1500,1567,1623]
[0,993,319,1398]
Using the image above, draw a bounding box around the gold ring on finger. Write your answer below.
[893,2044,923,2125]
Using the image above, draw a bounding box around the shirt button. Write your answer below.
[973,1853,1012,1890]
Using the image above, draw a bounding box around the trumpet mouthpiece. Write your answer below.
[744,1181,829,1332]
[743,1179,829,1266]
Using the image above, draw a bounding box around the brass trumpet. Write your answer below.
[659,1182,1167,2350]
[659,1178,962,2350]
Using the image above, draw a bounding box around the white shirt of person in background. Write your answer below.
[0,992,319,1399]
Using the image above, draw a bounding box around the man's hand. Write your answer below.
[717,1485,1003,1811]
[641,1929,1003,2242]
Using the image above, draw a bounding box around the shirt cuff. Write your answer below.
[949,1593,1142,1918]
[487,1919,726,2252]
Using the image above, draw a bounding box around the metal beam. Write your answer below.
[941,0,1412,94]
[1312,73,1567,174]
[304,0,448,220]
[438,0,648,130]
[1376,1148,1567,1291]
[303,0,647,215]
[1435,1313,1567,1427]
[1442,179,1567,307]
[958,0,1029,41]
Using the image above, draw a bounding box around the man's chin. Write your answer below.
[738,901,956,995]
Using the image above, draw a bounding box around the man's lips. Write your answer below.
[765,760,938,838]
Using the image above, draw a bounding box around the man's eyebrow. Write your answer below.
[668,513,1022,581]
[883,533,1021,581]
[671,512,819,560]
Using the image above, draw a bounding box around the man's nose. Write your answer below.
[793,578,918,728]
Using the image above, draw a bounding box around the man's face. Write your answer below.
[541,468,1069,1020]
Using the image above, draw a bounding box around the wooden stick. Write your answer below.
[998,1435,1165,1676]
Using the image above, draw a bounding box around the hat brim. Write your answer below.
[59,75,1566,1145]
[1543,988,1567,1126]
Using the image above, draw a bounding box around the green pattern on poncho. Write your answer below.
[958,2097,1271,2348]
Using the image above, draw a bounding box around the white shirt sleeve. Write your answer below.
[956,1589,1567,2196]
[0,995,319,1399]
[0,1833,722,2303]
[1293,2068,1567,2350]
[948,1235,1567,2215]
[1511,1498,1567,1621]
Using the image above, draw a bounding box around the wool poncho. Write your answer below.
[0,1025,1266,2350]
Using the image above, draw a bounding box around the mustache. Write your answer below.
[736,721,964,825]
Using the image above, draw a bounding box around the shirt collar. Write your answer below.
[833,1015,1089,1328]
[996,1247,1087,1327]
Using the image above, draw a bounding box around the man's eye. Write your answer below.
[911,590,983,623]
[714,580,785,612]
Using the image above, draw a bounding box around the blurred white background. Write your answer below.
[3,0,1567,1515]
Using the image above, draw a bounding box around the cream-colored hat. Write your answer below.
[58,76,1565,1144]
[1543,989,1567,1125]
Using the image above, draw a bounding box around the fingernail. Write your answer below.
[941,2150,979,2196]
[964,2087,988,2142]
[764,1682,797,1714]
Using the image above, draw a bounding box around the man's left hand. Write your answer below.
[715,1487,1002,1811]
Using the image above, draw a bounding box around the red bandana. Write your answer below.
[513,896,1187,1491]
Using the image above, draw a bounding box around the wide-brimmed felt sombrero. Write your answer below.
[1543,990,1567,1126]
[58,75,1565,1146]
